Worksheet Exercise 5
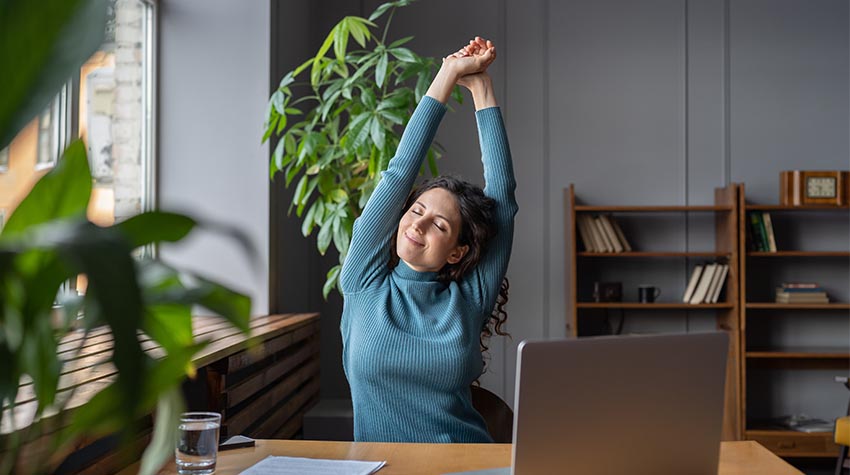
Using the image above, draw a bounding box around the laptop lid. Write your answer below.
[511,332,728,475]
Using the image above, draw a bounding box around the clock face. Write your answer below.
[806,176,837,198]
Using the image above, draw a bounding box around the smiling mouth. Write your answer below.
[404,232,424,247]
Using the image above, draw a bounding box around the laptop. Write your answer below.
[448,331,728,475]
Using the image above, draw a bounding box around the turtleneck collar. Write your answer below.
[394,259,441,282]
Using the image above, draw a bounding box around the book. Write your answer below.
[749,212,768,251]
[599,214,624,253]
[608,216,633,252]
[576,214,595,252]
[682,264,704,303]
[582,215,605,252]
[775,289,829,303]
[593,215,615,252]
[703,263,724,303]
[781,282,820,289]
[709,264,730,303]
[762,212,777,252]
[689,263,717,304]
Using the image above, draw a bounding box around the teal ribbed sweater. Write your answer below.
[339,96,517,443]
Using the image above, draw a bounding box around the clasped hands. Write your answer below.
[442,36,496,90]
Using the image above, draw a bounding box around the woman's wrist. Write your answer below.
[469,75,497,110]
[425,63,460,104]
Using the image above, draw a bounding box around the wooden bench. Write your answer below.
[0,313,320,474]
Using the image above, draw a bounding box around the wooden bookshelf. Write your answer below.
[566,183,741,442]
[738,183,850,459]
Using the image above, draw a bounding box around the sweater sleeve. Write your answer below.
[461,106,518,316]
[339,96,447,294]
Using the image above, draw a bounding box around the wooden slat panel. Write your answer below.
[273,394,320,440]
[225,321,319,374]
[2,314,318,440]
[9,315,316,408]
[223,359,320,437]
[193,314,318,368]
[252,381,320,439]
[71,429,152,475]
[225,336,319,409]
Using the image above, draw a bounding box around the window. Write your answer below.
[0,0,156,233]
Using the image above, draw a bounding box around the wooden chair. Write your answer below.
[471,385,514,443]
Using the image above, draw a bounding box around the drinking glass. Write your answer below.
[175,412,221,475]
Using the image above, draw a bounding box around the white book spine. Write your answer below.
[709,264,730,303]
[599,215,624,253]
[593,216,614,252]
[682,265,704,303]
[689,263,717,304]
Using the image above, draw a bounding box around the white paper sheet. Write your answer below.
[239,455,386,475]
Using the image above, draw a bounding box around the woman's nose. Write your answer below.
[412,217,426,233]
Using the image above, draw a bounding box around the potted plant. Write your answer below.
[263,0,462,298]
[0,1,253,473]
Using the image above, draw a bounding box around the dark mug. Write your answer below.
[638,285,661,303]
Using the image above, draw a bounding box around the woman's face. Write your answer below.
[396,188,469,273]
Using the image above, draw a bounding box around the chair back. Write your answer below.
[471,385,513,443]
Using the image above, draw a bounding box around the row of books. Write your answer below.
[775,282,829,303]
[576,214,633,253]
[749,211,777,252]
[682,262,729,304]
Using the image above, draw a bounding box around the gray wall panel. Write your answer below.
[729,0,849,203]
[159,0,270,315]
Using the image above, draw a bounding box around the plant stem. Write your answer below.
[380,7,395,46]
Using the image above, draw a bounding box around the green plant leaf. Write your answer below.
[370,115,386,151]
[368,2,395,22]
[333,218,350,256]
[276,112,288,135]
[301,201,320,237]
[271,90,286,115]
[389,36,415,48]
[293,175,308,206]
[138,388,184,475]
[389,47,417,63]
[278,71,295,89]
[333,20,350,64]
[330,189,348,204]
[323,264,342,299]
[375,52,389,88]
[2,140,92,239]
[115,212,196,249]
[361,87,377,110]
[0,0,108,149]
[317,221,332,255]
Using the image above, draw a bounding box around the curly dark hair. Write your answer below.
[388,176,510,376]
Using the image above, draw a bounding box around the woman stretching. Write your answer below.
[340,37,517,443]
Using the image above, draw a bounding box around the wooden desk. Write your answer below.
[146,439,803,475]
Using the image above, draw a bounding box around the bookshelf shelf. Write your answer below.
[747,251,850,257]
[567,184,740,442]
[575,205,733,212]
[746,348,850,359]
[578,251,731,258]
[745,204,850,211]
[746,303,850,310]
[739,184,849,459]
[577,302,733,309]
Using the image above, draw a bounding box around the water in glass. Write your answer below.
[176,416,219,475]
